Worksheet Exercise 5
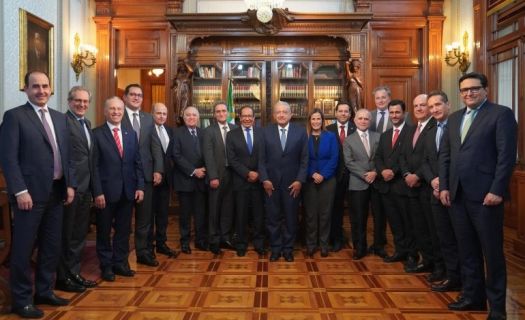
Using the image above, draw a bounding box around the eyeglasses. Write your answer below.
[459,86,483,95]
[72,98,89,104]
[128,92,143,98]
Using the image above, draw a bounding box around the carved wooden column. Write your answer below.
[427,16,445,91]
[513,170,525,258]
[93,15,113,126]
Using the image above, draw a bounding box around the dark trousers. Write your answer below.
[303,177,336,250]
[382,191,415,256]
[235,186,265,251]
[450,189,506,313]
[57,191,91,280]
[264,184,300,255]
[96,196,133,269]
[150,181,170,248]
[329,173,348,247]
[134,182,153,257]
[208,168,234,246]
[178,190,207,247]
[407,185,440,265]
[431,199,461,283]
[10,182,64,308]
[349,186,384,252]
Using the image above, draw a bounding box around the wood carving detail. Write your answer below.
[241,9,294,35]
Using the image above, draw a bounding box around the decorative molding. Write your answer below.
[241,9,294,35]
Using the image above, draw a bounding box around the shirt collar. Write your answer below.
[107,122,121,131]
[125,106,140,118]
[336,121,348,128]
[29,101,48,113]
[278,123,290,131]
[393,122,405,131]
[356,128,369,135]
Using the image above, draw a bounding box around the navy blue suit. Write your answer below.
[439,101,517,314]
[0,102,75,309]
[92,123,144,270]
[259,123,308,255]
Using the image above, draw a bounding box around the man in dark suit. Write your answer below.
[326,102,356,252]
[343,109,382,260]
[171,106,208,254]
[56,86,97,293]
[150,102,178,257]
[439,72,517,319]
[93,96,145,282]
[420,90,461,291]
[400,94,442,274]
[203,102,237,254]
[259,101,308,262]
[370,86,412,133]
[0,71,76,318]
[122,84,163,267]
[374,100,416,264]
[227,106,266,257]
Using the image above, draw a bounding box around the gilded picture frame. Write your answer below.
[19,9,54,92]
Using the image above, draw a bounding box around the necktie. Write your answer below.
[436,122,445,151]
[222,125,229,166]
[158,125,168,153]
[79,118,91,148]
[39,108,62,179]
[280,128,287,151]
[339,125,346,145]
[392,128,400,147]
[412,123,422,147]
[132,112,140,141]
[361,132,370,157]
[191,129,201,155]
[461,109,474,143]
[245,127,253,154]
[377,110,385,133]
[113,127,123,158]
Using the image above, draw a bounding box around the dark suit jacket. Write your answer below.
[307,130,339,181]
[259,123,308,187]
[439,101,517,201]
[420,124,442,204]
[92,123,145,202]
[203,122,237,182]
[374,123,413,195]
[122,110,163,182]
[226,126,262,191]
[171,126,206,192]
[65,110,95,194]
[0,103,76,201]
[326,121,356,180]
[370,109,413,132]
[154,124,174,187]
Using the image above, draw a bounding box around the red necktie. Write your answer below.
[113,127,123,158]
[392,128,400,148]
[339,125,345,145]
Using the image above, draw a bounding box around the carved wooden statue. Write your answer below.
[173,60,193,120]
[345,58,364,111]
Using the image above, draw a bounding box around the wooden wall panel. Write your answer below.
[372,29,421,67]
[372,68,420,112]
[117,30,167,67]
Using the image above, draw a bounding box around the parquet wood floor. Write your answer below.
[1,215,525,319]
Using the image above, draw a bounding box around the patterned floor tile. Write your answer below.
[165,260,211,273]
[268,291,318,309]
[156,273,205,288]
[361,260,406,273]
[56,310,122,320]
[266,311,323,320]
[326,291,383,309]
[202,291,255,308]
[197,311,258,320]
[268,274,312,289]
[401,313,464,319]
[374,275,428,290]
[212,274,257,288]
[97,273,152,288]
[320,274,370,289]
[387,292,446,309]
[74,289,137,307]
[268,262,308,274]
[335,312,396,320]
[139,290,195,308]
[216,261,258,273]
[316,261,359,274]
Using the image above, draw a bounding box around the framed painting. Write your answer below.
[19,9,54,91]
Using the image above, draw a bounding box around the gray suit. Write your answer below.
[343,130,385,253]
[122,110,163,258]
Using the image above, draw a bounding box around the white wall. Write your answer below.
[186,0,353,13]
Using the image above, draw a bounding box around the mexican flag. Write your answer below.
[227,78,235,124]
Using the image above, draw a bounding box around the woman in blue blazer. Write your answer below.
[303,108,339,257]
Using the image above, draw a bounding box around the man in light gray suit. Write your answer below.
[370,86,412,133]
[343,109,383,260]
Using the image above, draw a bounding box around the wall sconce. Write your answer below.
[71,33,97,81]
[444,31,471,74]
[148,68,164,77]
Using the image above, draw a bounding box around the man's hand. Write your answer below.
[16,192,33,211]
[431,177,439,191]
[194,167,206,179]
[381,169,394,181]
[64,187,75,205]
[263,180,274,197]
[135,190,144,203]
[153,172,162,186]
[95,195,106,209]
[404,173,419,188]
[483,192,503,206]
[288,181,302,198]
[440,190,451,207]
[364,171,377,184]
[210,178,220,189]
[247,171,259,183]
[312,173,324,184]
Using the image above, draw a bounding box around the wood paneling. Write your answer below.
[372,30,421,67]
[372,68,420,111]
[513,170,525,258]
[117,30,167,67]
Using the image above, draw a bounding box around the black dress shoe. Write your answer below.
[426,269,447,283]
[331,242,342,252]
[255,248,266,256]
[320,248,329,257]
[101,267,115,281]
[157,245,178,257]
[113,264,136,277]
[236,249,246,257]
[220,240,235,250]
[55,278,86,292]
[448,298,487,311]
[195,242,209,251]
[283,252,294,262]
[373,248,388,259]
[137,255,160,267]
[269,252,281,262]
[34,293,69,306]
[210,245,222,255]
[405,262,433,273]
[306,248,316,258]
[487,311,507,320]
[181,245,192,254]
[12,304,44,318]
[431,279,462,292]
[353,250,366,260]
[383,252,407,263]
[71,273,97,288]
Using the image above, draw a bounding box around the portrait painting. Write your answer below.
[19,9,54,91]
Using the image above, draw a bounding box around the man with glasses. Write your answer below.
[122,84,164,267]
[439,72,517,320]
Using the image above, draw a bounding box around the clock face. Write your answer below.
[257,6,273,23]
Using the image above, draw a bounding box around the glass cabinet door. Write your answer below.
[192,62,223,127]
[313,62,344,120]
[277,62,309,119]
[230,62,265,121]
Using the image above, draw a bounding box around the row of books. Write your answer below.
[232,66,261,79]
[279,84,307,98]
[193,86,222,100]
[313,85,342,99]
[233,84,260,99]
[280,65,304,78]
[197,66,219,79]
[289,102,308,118]
[235,102,262,115]
[314,99,338,115]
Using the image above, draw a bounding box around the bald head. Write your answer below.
[152,102,168,126]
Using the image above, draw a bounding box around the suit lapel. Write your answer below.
[103,124,122,159]
[23,103,51,147]
[462,104,489,145]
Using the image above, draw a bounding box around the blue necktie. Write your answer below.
[280,128,286,151]
[245,127,253,154]
[191,129,201,156]
[377,111,385,133]
[436,122,445,151]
